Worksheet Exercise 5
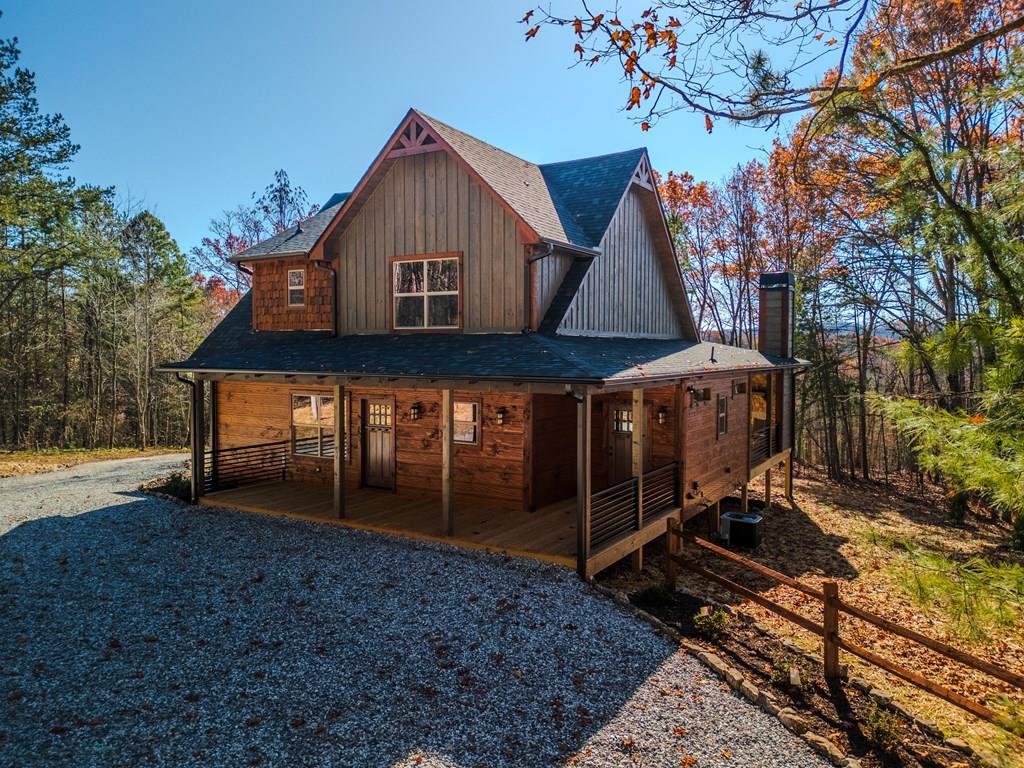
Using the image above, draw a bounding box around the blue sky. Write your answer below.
[9,0,786,253]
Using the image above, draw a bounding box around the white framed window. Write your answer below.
[453,400,480,444]
[392,254,460,329]
[291,393,340,458]
[287,268,305,306]
[717,394,728,436]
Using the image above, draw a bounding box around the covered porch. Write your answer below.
[199,480,577,566]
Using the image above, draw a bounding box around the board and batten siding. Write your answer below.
[558,187,684,338]
[532,250,573,327]
[329,151,527,333]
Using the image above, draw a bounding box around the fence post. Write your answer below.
[823,580,840,681]
[665,517,679,590]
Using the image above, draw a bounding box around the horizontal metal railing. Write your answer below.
[203,439,289,493]
[589,461,680,551]
[590,477,638,549]
[641,462,679,522]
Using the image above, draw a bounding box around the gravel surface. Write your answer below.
[0,456,828,767]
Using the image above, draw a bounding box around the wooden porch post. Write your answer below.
[441,388,454,536]
[333,384,345,519]
[576,390,592,578]
[190,376,204,504]
[741,483,749,515]
[784,451,794,502]
[630,388,645,573]
[764,468,772,511]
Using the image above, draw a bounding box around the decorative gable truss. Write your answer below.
[631,154,655,191]
[387,116,441,158]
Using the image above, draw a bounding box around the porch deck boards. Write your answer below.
[200,482,577,566]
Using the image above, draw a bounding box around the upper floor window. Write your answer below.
[392,254,460,329]
[287,269,305,307]
[717,394,728,436]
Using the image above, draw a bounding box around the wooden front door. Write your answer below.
[607,405,634,485]
[362,398,394,489]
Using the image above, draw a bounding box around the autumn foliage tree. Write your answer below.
[542,0,1024,538]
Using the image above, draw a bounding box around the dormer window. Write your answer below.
[392,253,460,330]
[287,268,305,307]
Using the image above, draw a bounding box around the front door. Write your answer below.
[362,398,394,489]
[608,406,634,485]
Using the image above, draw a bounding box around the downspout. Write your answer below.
[175,373,199,504]
[312,260,338,337]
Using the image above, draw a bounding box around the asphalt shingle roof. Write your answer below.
[416,112,576,245]
[231,201,344,262]
[159,293,801,384]
[539,149,647,248]
[231,111,650,261]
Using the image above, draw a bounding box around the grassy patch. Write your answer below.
[0,446,185,478]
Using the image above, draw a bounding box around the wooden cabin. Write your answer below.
[160,109,802,578]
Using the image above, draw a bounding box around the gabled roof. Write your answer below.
[539,148,647,248]
[319,192,350,211]
[158,293,803,384]
[415,112,579,245]
[230,201,344,262]
[232,109,658,261]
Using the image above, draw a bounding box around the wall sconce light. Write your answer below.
[495,406,508,426]
[410,402,421,420]
[657,406,668,425]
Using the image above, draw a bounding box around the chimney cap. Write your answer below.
[760,272,795,289]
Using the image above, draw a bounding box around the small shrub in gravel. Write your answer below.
[692,606,730,638]
[863,704,900,753]
[144,470,191,502]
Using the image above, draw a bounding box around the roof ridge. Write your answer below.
[538,147,647,169]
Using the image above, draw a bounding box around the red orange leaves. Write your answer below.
[705,115,714,133]
[525,25,540,40]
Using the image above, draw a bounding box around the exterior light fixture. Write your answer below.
[410,402,421,420]
[657,406,668,425]
[495,406,508,426]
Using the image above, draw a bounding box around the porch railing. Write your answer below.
[589,461,680,551]
[642,462,679,522]
[590,477,638,549]
[203,439,284,493]
[750,424,782,466]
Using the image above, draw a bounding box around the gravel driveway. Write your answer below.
[0,455,827,767]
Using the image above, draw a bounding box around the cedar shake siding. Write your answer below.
[251,257,333,332]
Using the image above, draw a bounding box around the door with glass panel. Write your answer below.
[362,398,394,489]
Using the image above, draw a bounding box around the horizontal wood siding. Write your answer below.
[330,151,527,333]
[250,258,333,331]
[531,393,577,508]
[215,382,529,511]
[681,375,750,518]
[216,381,334,483]
[559,187,684,338]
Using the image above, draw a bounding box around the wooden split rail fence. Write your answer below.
[665,519,1024,725]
